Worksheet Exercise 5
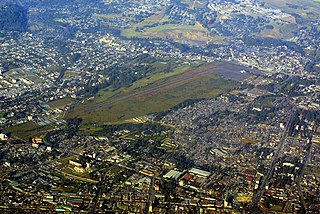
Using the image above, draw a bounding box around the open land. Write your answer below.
[259,0,320,19]
[121,6,212,45]
[49,98,74,109]
[66,62,251,124]
[4,122,53,140]
[1,0,320,213]
[122,23,212,45]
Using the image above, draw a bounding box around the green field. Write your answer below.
[259,0,320,19]
[66,62,250,124]
[254,22,298,39]
[50,97,74,108]
[63,71,79,80]
[4,122,53,140]
[94,62,195,103]
[122,23,212,46]
[121,6,212,45]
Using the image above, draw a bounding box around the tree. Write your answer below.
[65,118,83,138]
[0,3,28,32]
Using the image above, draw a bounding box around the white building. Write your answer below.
[0,133,8,141]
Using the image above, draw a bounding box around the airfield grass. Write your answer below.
[94,63,195,103]
[66,62,240,124]
[4,122,53,140]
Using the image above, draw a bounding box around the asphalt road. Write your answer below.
[295,137,313,213]
[251,109,296,209]
[146,177,155,214]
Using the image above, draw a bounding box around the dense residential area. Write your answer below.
[0,0,320,213]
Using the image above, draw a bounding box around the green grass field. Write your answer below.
[122,23,212,46]
[4,122,53,140]
[50,98,74,108]
[259,0,320,19]
[254,22,298,39]
[121,6,212,45]
[66,62,248,124]
[94,63,195,103]
[63,71,79,80]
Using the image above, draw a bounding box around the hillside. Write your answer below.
[0,3,28,32]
